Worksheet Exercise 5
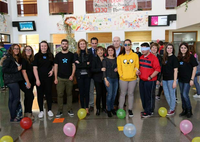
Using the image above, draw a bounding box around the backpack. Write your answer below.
[0,48,7,59]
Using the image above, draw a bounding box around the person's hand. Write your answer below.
[54,78,58,84]
[136,70,141,75]
[160,81,163,86]
[69,75,73,81]
[48,70,53,77]
[172,81,177,89]
[148,77,151,81]
[26,82,31,89]
[18,65,22,71]
[75,60,80,64]
[156,81,160,85]
[105,80,110,87]
[87,62,90,65]
[36,79,41,87]
[101,68,106,71]
[190,80,194,86]
[114,68,118,72]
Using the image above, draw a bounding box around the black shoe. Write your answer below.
[179,109,187,117]
[56,111,63,118]
[111,109,116,115]
[128,110,133,117]
[102,108,107,113]
[96,109,100,116]
[186,109,193,118]
[68,110,74,117]
[107,111,112,117]
[89,106,94,112]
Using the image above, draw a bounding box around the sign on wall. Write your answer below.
[93,0,138,13]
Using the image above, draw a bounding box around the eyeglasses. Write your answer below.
[13,48,20,50]
[25,49,32,52]
[91,43,97,44]
[124,44,131,46]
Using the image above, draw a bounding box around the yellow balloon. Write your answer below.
[158,107,167,117]
[192,137,200,142]
[77,108,87,120]
[1,135,13,142]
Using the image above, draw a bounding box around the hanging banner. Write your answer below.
[93,0,137,13]
[0,15,9,33]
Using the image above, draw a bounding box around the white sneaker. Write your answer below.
[38,111,44,118]
[48,110,54,117]
[193,94,199,98]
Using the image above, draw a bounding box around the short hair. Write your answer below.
[106,45,116,57]
[150,42,154,45]
[141,42,150,47]
[158,41,164,46]
[96,46,104,52]
[136,47,139,49]
[90,37,98,43]
[124,39,132,44]
[0,42,4,47]
[61,39,69,44]
[150,43,159,53]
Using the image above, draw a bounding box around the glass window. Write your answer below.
[166,0,177,9]
[0,33,10,43]
[0,0,8,14]
[17,0,37,17]
[49,0,73,15]
[173,32,197,42]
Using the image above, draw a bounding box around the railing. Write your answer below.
[17,0,37,17]
[49,0,73,15]
[0,1,8,14]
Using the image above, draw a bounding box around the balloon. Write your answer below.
[117,109,126,119]
[158,107,167,117]
[77,109,87,120]
[123,123,137,138]
[192,137,200,142]
[63,123,76,137]
[1,135,13,142]
[180,120,193,135]
[20,117,32,130]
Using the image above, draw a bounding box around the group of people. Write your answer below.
[0,36,199,122]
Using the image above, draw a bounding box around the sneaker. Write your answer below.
[10,118,21,123]
[38,111,44,118]
[56,111,63,118]
[68,110,74,116]
[193,94,200,98]
[167,110,175,116]
[128,110,133,117]
[155,96,160,100]
[141,112,151,118]
[48,110,54,117]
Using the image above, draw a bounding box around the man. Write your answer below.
[54,39,75,118]
[135,47,142,58]
[113,36,123,57]
[0,42,6,91]
[88,37,98,112]
[158,41,164,56]
[136,42,161,118]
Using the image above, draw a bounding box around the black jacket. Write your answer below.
[91,56,103,82]
[2,54,23,85]
[157,54,162,82]
[74,51,92,79]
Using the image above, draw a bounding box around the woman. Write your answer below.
[178,42,198,118]
[189,45,200,98]
[2,44,23,122]
[33,41,54,118]
[20,46,35,120]
[150,43,162,114]
[74,39,91,114]
[117,39,139,117]
[91,46,106,116]
[102,45,118,117]
[161,43,178,115]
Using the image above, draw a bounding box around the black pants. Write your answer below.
[77,75,90,108]
[19,81,34,113]
[36,77,53,111]
[94,81,106,110]
[157,86,163,97]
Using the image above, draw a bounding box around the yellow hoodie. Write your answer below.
[117,51,139,81]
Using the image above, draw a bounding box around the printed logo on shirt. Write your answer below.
[123,59,133,65]
[180,62,183,65]
[43,56,47,59]
[62,58,68,63]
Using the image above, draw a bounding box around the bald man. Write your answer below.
[113,36,124,57]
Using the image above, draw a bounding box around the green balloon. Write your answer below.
[1,135,13,142]
[117,109,126,119]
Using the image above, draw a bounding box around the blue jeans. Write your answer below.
[7,83,20,119]
[178,82,191,110]
[162,80,176,111]
[194,76,200,95]
[105,78,118,111]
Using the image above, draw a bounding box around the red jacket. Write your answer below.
[139,53,161,81]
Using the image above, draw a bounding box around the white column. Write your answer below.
[74,32,87,42]
[112,31,125,41]
[152,0,166,13]
[74,0,86,15]
[151,28,165,41]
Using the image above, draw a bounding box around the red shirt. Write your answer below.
[159,45,164,54]
[139,53,161,81]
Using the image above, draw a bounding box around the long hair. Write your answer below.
[38,41,53,61]
[76,39,88,56]
[150,43,159,53]
[7,44,21,63]
[162,43,175,65]
[189,45,196,55]
[177,42,190,63]
[21,46,34,64]
[106,45,116,57]
[121,39,132,55]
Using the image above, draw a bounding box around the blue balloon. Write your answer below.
[123,123,137,138]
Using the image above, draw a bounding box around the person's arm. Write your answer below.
[148,57,160,80]
[117,56,122,78]
[190,66,197,86]
[54,64,58,84]
[22,70,31,89]
[33,66,40,86]
[91,58,102,73]
[69,63,75,81]
[172,68,178,88]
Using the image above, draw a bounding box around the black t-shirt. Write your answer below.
[136,52,142,58]
[178,54,198,83]
[22,58,35,82]
[162,55,179,80]
[54,52,74,79]
[33,53,54,79]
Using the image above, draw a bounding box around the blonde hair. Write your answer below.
[76,39,88,56]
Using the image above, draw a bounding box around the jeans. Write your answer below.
[162,80,176,111]
[7,83,20,119]
[178,82,191,110]
[194,76,200,95]
[105,78,118,111]
[89,79,95,107]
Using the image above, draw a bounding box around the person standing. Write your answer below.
[33,41,54,118]
[135,47,142,58]
[2,44,23,122]
[136,43,161,118]
[178,42,198,118]
[161,44,178,116]
[0,42,7,91]
[54,39,75,118]
[88,37,98,112]
[117,39,139,117]
[74,39,92,114]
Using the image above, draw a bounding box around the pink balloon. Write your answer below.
[63,123,76,137]
[180,120,193,135]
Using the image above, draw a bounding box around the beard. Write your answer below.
[62,46,68,51]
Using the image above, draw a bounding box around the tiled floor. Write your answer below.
[0,82,200,142]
